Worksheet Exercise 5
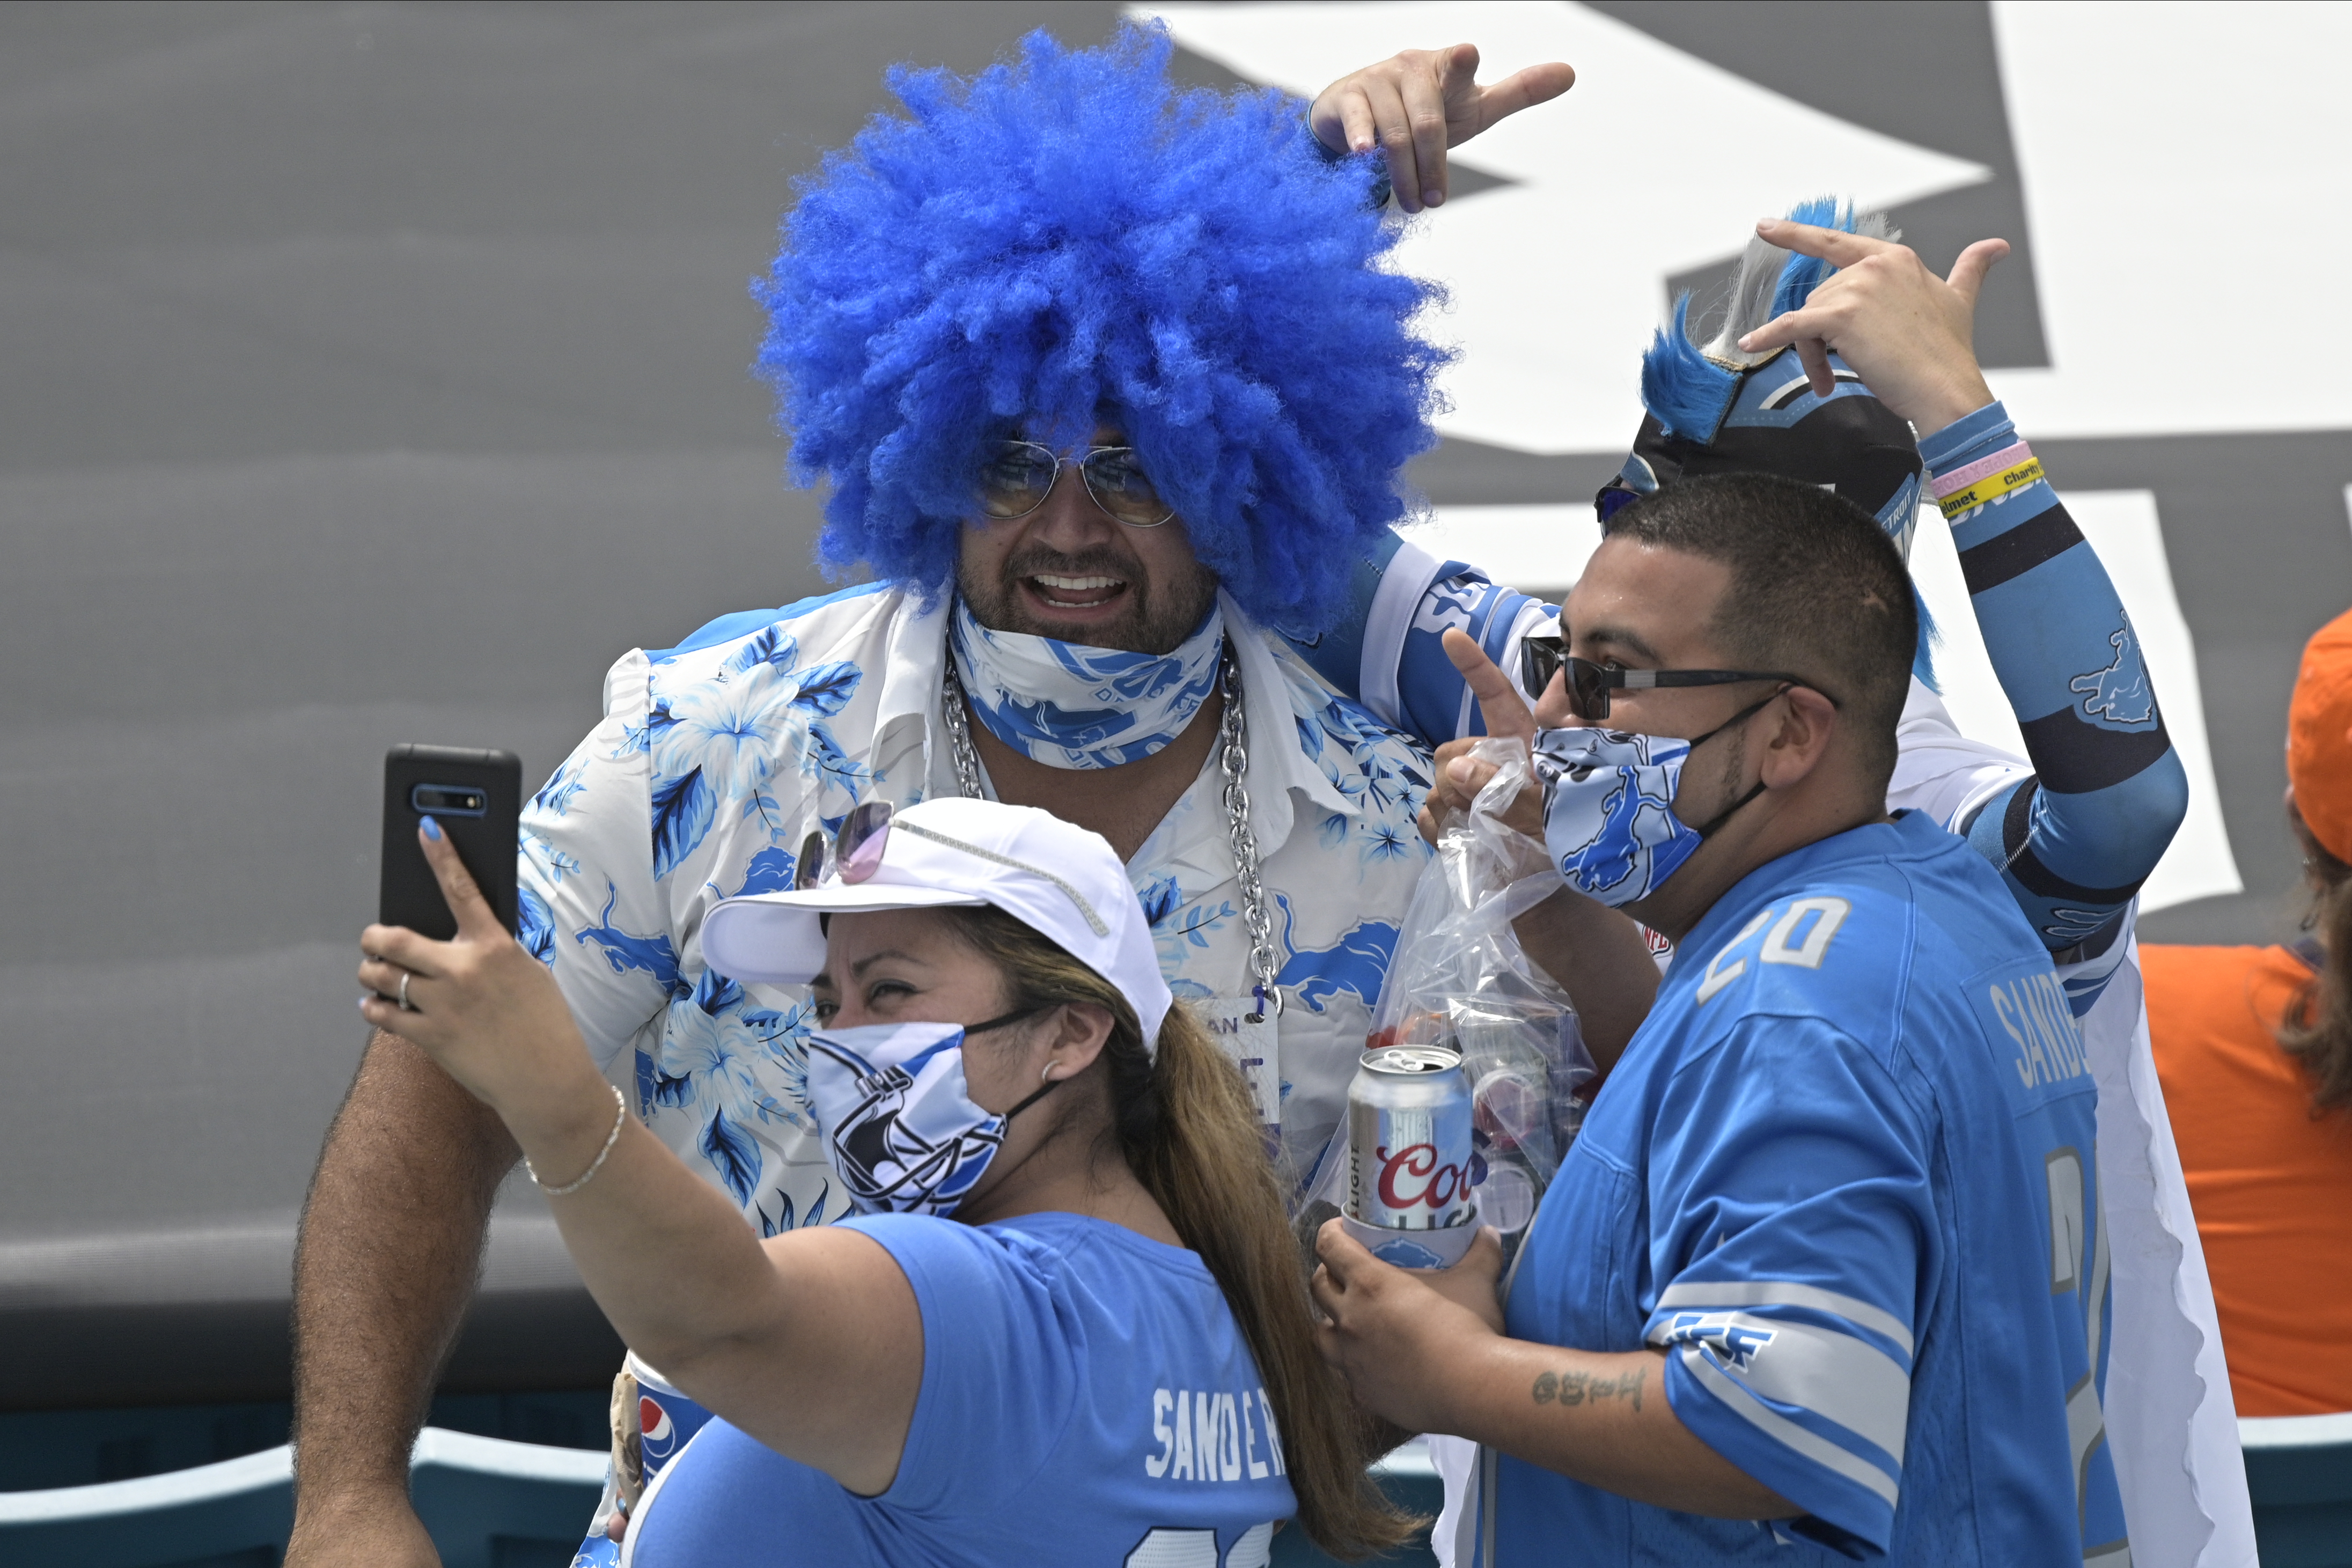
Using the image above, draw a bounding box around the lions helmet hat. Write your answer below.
[1598,200,1935,676]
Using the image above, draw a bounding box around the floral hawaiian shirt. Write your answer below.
[518,585,1435,1233]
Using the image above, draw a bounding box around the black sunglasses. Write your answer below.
[1594,479,1643,526]
[1518,635,1829,723]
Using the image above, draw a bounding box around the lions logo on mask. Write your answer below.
[1532,728,1710,909]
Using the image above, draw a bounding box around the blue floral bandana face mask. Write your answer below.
[950,597,1223,770]
[804,1014,1057,1217]
[1531,704,1774,908]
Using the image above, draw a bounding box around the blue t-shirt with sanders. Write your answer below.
[621,1210,1294,1568]
[1498,809,2126,1564]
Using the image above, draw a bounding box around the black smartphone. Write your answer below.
[380,744,524,939]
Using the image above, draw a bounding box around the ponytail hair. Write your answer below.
[946,907,1418,1558]
[2281,828,2352,1113]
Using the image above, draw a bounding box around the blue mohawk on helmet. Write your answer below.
[1638,293,1740,445]
[1765,195,1854,319]
[1639,196,1882,444]
[753,23,1446,631]
[1626,198,1942,684]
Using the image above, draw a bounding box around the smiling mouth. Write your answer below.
[1025,572,1128,610]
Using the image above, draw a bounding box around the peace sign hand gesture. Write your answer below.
[1413,629,1666,1067]
[1416,628,1548,846]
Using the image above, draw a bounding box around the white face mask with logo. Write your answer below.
[802,1012,1057,1217]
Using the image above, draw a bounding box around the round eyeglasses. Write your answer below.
[976,440,1175,529]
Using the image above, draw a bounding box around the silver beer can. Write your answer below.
[1347,1045,1475,1232]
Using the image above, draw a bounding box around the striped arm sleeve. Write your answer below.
[1275,526,1556,747]
[1919,402,2188,956]
[1403,570,1554,744]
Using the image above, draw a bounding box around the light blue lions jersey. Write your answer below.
[624,1211,1293,1567]
[1499,809,2125,1564]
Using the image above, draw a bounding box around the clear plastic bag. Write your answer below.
[1310,738,1595,1242]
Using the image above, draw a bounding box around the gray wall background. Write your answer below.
[4,1,2346,1408]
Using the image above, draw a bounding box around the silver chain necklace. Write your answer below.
[942,642,1284,1022]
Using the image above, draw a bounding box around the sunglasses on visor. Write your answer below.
[795,800,1110,937]
[1518,634,1831,724]
[976,440,1175,529]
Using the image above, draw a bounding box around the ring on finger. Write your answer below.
[398,970,414,1012]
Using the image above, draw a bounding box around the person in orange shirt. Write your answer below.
[2146,606,2352,1417]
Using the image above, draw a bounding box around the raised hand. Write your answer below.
[357,819,601,1125]
[1418,627,1550,844]
[1420,628,1665,1066]
[1734,219,2008,437]
[1309,43,1574,214]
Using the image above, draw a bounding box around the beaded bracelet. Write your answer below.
[526,1083,629,1197]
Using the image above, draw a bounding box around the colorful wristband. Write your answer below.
[1935,453,2045,518]
[1930,439,2032,496]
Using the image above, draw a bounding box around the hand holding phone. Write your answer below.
[361,798,607,1124]
[380,745,522,937]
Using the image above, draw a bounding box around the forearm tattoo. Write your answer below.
[1531,1365,1645,1414]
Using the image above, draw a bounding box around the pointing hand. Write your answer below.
[1310,43,1573,214]
[1734,218,2008,438]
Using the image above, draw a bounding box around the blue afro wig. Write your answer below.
[752,23,1447,632]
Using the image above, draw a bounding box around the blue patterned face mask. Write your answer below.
[950,597,1223,770]
[1532,703,1774,908]
[804,1014,1057,1217]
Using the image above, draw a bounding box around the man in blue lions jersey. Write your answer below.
[1312,474,2127,1565]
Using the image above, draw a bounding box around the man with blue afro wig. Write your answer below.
[755,23,1444,632]
[281,26,1579,1567]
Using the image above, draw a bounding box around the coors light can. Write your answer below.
[1348,1045,1475,1233]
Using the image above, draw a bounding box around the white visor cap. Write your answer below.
[700,797,1173,1052]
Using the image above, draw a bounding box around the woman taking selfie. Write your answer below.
[356,797,1408,1565]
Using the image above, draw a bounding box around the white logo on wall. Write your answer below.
[1137,0,1990,455]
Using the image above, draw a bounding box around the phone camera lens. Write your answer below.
[409,783,489,816]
